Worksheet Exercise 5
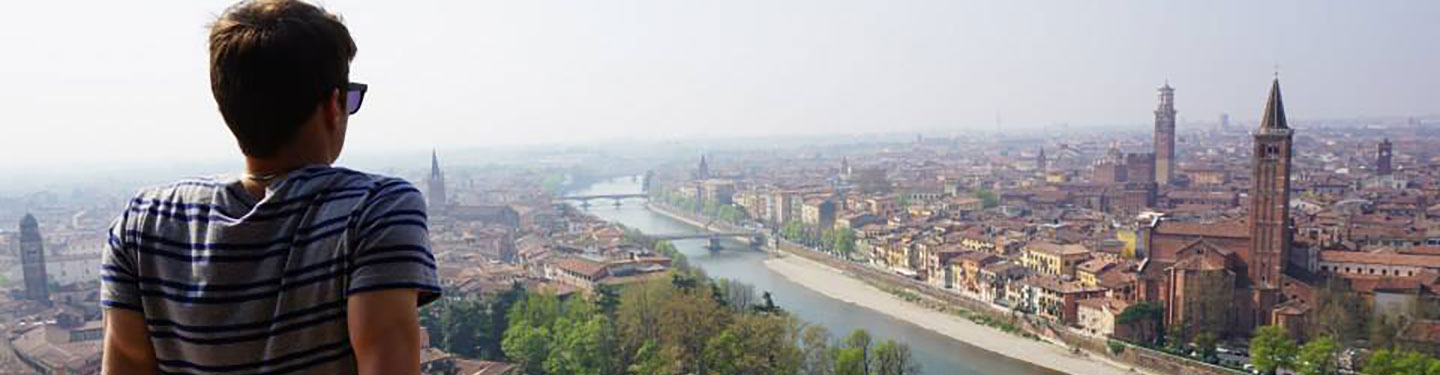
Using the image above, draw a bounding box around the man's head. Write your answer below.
[209,0,358,162]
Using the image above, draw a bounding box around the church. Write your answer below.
[1133,78,1307,338]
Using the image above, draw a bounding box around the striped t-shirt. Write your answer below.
[101,165,441,375]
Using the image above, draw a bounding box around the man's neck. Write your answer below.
[240,157,330,200]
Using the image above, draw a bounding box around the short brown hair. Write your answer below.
[209,0,357,157]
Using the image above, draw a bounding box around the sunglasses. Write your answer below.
[344,82,368,115]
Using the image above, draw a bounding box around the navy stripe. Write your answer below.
[158,346,354,375]
[126,213,351,251]
[147,300,346,333]
[350,255,437,274]
[157,340,349,371]
[151,312,346,346]
[124,226,344,263]
[106,256,346,292]
[102,300,144,311]
[346,282,442,296]
[359,209,426,233]
[103,263,136,278]
[129,191,367,225]
[353,244,435,262]
[358,219,427,243]
[370,186,419,202]
[124,227,348,263]
[134,268,350,304]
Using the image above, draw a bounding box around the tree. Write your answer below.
[657,287,729,375]
[501,324,552,375]
[842,330,874,375]
[873,339,921,375]
[783,221,809,243]
[971,188,999,208]
[596,284,622,317]
[1117,301,1165,346]
[1166,320,1189,353]
[1365,349,1440,375]
[1295,336,1338,375]
[1251,325,1298,375]
[753,291,783,315]
[715,278,757,314]
[1309,278,1366,343]
[1363,348,1400,375]
[629,341,673,375]
[835,348,868,375]
[800,325,835,375]
[545,315,618,375]
[1193,332,1219,363]
[833,230,858,256]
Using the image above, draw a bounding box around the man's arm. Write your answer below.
[348,289,422,375]
[102,308,158,375]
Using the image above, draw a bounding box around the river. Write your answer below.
[572,177,1061,375]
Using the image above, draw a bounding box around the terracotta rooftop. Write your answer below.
[1026,241,1091,256]
[1154,221,1249,238]
[1318,250,1440,269]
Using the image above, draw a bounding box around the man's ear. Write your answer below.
[321,88,344,131]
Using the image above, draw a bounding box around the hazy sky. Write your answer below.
[1,0,1436,173]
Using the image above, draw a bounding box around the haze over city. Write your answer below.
[2,0,1438,176]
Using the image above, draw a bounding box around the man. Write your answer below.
[101,1,440,374]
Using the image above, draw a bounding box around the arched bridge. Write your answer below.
[559,193,650,207]
[649,232,766,252]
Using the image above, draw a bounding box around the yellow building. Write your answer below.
[1021,241,1092,277]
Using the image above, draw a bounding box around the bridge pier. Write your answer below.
[706,238,723,252]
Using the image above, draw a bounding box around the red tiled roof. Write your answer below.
[1154,221,1248,238]
[1318,250,1440,269]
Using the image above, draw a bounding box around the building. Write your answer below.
[1037,148,1048,172]
[428,150,448,212]
[451,205,521,228]
[1126,153,1156,184]
[1091,144,1128,184]
[1378,138,1394,175]
[543,255,671,292]
[800,198,837,230]
[700,179,737,205]
[768,191,798,225]
[1021,241,1092,277]
[697,155,711,180]
[1077,298,1131,338]
[1249,78,1295,320]
[1315,250,1440,278]
[12,319,103,375]
[20,214,49,303]
[1154,82,1178,185]
[1133,79,1302,336]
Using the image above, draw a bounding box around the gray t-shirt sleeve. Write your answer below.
[101,207,143,311]
[348,181,441,306]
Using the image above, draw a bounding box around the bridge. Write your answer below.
[649,232,766,252]
[558,193,650,207]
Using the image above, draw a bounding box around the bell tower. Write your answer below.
[1249,78,1293,315]
[1154,82,1177,185]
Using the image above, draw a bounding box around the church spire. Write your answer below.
[1260,78,1288,131]
[430,149,444,179]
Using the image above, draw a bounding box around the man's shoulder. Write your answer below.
[129,176,231,207]
[323,167,416,194]
[320,167,423,208]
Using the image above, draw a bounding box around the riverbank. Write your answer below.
[765,254,1148,375]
